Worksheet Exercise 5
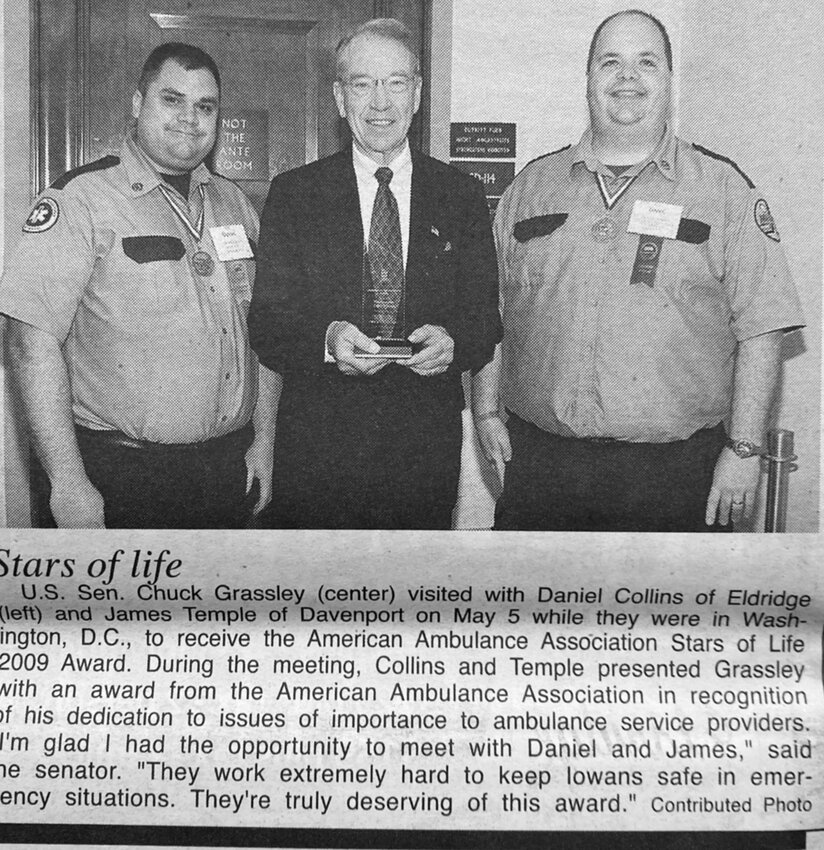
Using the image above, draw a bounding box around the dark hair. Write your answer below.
[138,42,221,96]
[586,9,673,73]
[335,18,420,79]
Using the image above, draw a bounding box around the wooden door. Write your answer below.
[31,0,429,211]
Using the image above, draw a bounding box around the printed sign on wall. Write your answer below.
[450,122,516,159]
[451,122,516,213]
[450,160,515,201]
[215,111,269,182]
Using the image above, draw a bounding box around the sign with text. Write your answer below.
[215,111,269,182]
[450,122,516,158]
[451,160,515,200]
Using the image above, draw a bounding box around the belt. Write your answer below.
[76,422,253,452]
[506,410,722,446]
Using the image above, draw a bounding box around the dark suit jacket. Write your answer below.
[248,147,501,529]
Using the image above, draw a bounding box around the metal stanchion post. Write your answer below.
[763,429,797,533]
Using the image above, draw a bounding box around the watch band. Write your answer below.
[725,437,765,459]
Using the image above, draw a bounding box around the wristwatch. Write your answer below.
[724,437,764,459]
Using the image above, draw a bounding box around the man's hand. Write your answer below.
[245,439,274,516]
[50,474,105,528]
[705,449,762,526]
[327,321,390,375]
[474,413,511,483]
[403,325,454,376]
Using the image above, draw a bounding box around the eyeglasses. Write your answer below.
[342,75,416,97]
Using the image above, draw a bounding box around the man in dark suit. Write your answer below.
[248,18,501,529]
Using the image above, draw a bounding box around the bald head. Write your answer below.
[587,9,672,74]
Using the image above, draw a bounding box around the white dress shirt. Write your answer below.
[325,142,414,357]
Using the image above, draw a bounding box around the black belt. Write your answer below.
[506,410,722,446]
[76,421,253,452]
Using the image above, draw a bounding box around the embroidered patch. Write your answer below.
[23,197,60,233]
[754,198,780,242]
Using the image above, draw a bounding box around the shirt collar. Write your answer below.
[352,140,413,183]
[571,124,677,182]
[122,132,212,198]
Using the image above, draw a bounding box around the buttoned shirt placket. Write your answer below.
[199,187,245,430]
[569,164,638,434]
[151,163,245,434]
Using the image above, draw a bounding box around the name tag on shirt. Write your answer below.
[627,200,683,239]
[209,224,254,261]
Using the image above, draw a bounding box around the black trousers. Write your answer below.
[262,412,462,530]
[495,414,730,532]
[261,370,463,530]
[71,424,254,529]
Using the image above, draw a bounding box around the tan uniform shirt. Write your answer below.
[0,135,259,443]
[494,127,805,442]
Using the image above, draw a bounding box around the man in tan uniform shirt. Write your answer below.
[0,43,280,528]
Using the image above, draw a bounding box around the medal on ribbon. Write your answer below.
[158,183,214,276]
[191,251,215,276]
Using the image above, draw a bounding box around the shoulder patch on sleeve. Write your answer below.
[23,197,60,233]
[691,143,755,189]
[50,155,120,190]
[754,198,780,242]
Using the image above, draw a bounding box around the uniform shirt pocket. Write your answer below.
[513,214,569,242]
[676,218,711,245]
[664,218,729,335]
[509,213,570,296]
[122,236,186,263]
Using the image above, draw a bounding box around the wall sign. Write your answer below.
[450,160,515,213]
[215,111,269,181]
[450,122,516,159]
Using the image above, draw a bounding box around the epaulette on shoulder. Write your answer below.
[51,155,120,190]
[524,144,572,170]
[208,167,241,190]
[691,143,754,189]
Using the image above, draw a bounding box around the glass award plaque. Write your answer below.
[357,249,412,358]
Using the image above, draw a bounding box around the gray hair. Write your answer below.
[335,18,421,79]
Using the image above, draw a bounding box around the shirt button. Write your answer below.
[225,372,230,380]
[221,415,228,422]
[222,327,228,335]
[661,160,670,170]
[210,286,215,293]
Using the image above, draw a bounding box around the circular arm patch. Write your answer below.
[23,197,60,233]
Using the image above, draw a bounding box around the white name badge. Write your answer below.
[627,200,683,240]
[209,224,254,261]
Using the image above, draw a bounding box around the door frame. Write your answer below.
[29,0,437,193]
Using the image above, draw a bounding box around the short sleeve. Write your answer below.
[725,183,805,341]
[0,187,97,342]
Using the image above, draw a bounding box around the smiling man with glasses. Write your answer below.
[248,18,502,529]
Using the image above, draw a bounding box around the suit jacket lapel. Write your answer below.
[320,150,365,324]
[407,151,437,332]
